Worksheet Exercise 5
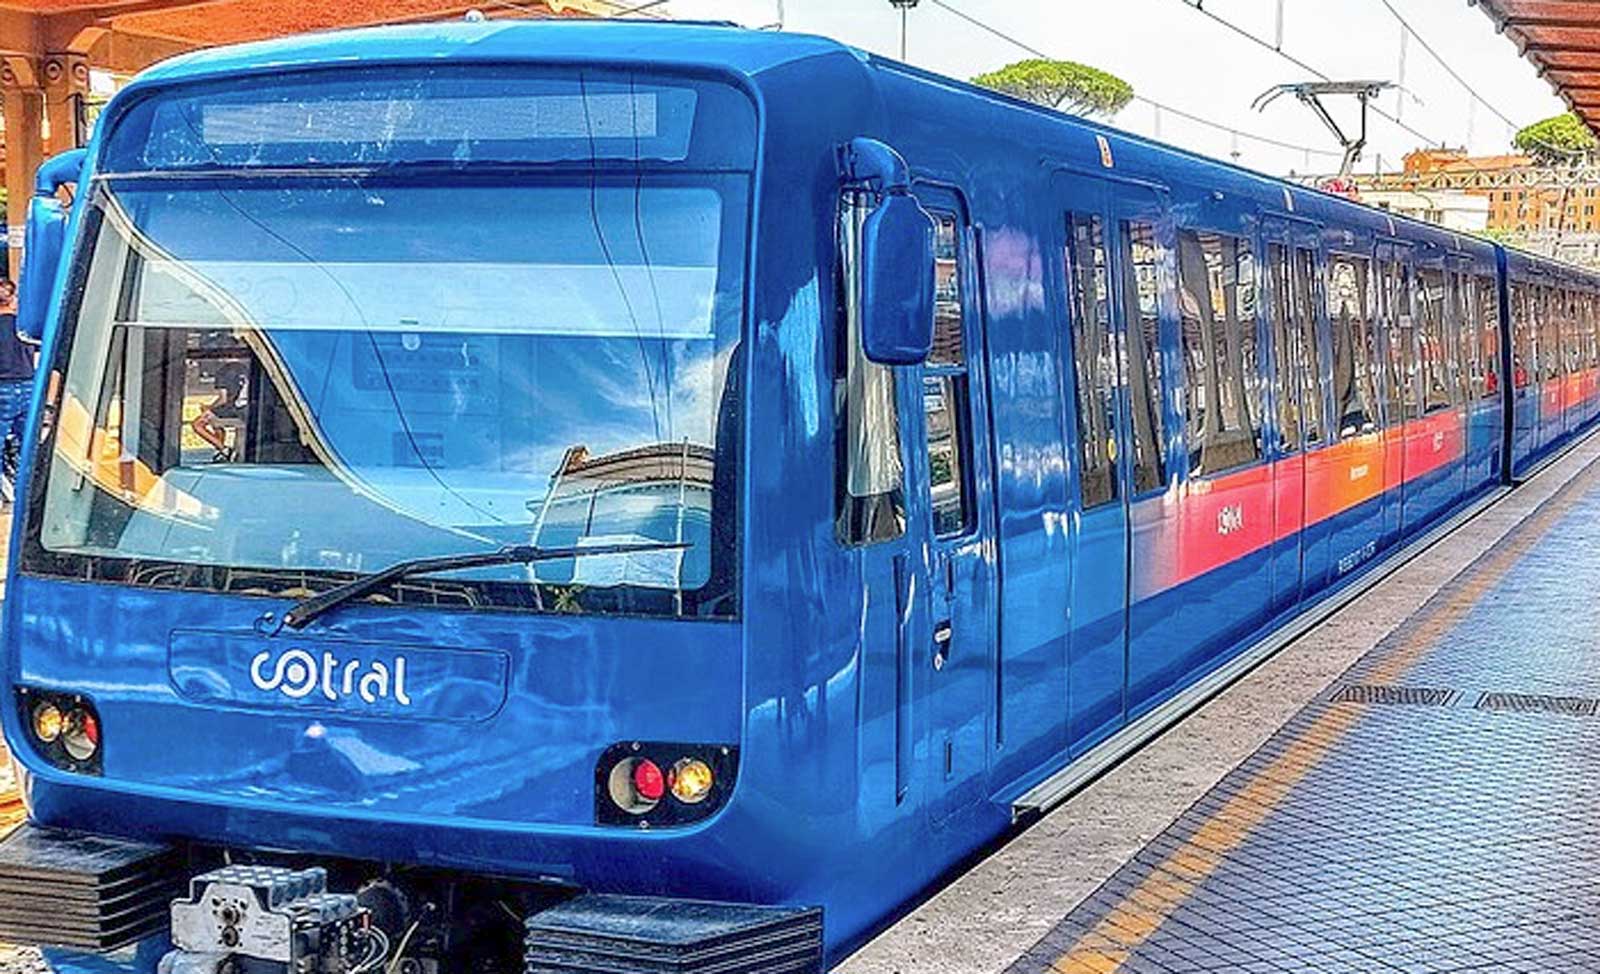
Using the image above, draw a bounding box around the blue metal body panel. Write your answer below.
[4,21,1600,972]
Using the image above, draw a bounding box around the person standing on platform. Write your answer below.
[0,279,37,504]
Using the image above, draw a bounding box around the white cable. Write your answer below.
[384,921,422,974]
[351,926,391,974]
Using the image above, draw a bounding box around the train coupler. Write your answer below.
[158,866,378,974]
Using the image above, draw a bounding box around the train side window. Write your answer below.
[1416,269,1451,414]
[1567,291,1582,375]
[1268,243,1300,451]
[924,212,974,538]
[1449,272,1471,404]
[1176,229,1261,476]
[1329,256,1378,436]
[1475,275,1501,400]
[1119,220,1167,494]
[1066,213,1119,509]
[1379,258,1412,426]
[1512,283,1533,388]
[1589,294,1599,367]
[1548,288,1565,380]
[1291,247,1325,444]
[1580,292,1593,367]
[1538,286,1558,381]
[835,192,906,545]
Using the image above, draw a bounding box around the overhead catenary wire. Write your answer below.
[1372,0,1582,161]
[1172,0,1443,148]
[1374,0,1518,130]
[924,0,1342,160]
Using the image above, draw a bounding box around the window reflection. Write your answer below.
[29,176,745,618]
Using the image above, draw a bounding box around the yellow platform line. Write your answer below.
[1048,468,1599,974]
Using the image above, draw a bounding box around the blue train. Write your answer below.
[0,18,1595,974]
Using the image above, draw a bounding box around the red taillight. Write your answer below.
[632,759,665,803]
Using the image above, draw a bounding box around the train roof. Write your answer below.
[119,20,1600,284]
[130,19,855,88]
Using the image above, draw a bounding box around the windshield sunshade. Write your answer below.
[101,67,756,171]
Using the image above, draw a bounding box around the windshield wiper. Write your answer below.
[280,541,690,630]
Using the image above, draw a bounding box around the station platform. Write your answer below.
[843,434,1600,974]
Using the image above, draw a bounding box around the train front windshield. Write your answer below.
[23,69,751,619]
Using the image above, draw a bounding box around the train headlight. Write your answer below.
[669,758,715,805]
[30,702,63,744]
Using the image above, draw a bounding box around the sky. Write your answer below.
[662,0,1570,178]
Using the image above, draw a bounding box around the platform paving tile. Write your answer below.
[1007,458,1600,974]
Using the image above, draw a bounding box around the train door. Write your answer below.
[1107,184,1181,721]
[909,186,997,826]
[1459,260,1478,502]
[1262,218,1305,616]
[1057,176,1129,756]
[1476,272,1504,486]
[1455,264,1488,491]
[1509,278,1538,466]
[1375,241,1413,543]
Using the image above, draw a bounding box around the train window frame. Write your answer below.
[1267,242,1302,453]
[1378,254,1414,428]
[923,209,977,540]
[1447,270,1470,407]
[1328,254,1379,439]
[1511,282,1534,389]
[1118,218,1168,496]
[1414,267,1452,416]
[835,189,907,547]
[1589,292,1600,368]
[1536,285,1558,382]
[1176,228,1263,478]
[1065,212,1120,511]
[1473,274,1501,402]
[1291,246,1326,446]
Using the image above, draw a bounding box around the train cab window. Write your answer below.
[1291,248,1325,444]
[1176,229,1262,476]
[1066,214,1119,509]
[924,212,974,538]
[1415,269,1452,414]
[1474,275,1501,400]
[836,192,906,545]
[1329,256,1378,436]
[1119,220,1167,494]
[1378,257,1413,426]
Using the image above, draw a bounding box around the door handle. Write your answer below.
[932,619,952,670]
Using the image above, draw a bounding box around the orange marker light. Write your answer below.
[31,702,63,744]
[669,758,715,804]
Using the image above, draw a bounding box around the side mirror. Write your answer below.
[17,148,87,343]
[842,138,936,366]
[861,194,936,365]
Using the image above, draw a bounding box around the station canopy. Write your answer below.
[1475,0,1600,132]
